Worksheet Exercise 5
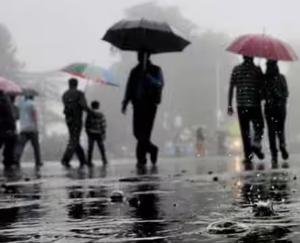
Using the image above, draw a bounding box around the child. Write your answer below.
[85,101,107,166]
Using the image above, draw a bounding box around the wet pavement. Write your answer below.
[0,156,299,242]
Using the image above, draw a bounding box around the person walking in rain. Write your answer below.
[61,78,88,168]
[227,56,265,168]
[15,94,42,167]
[0,90,18,169]
[122,51,164,167]
[85,100,108,166]
[264,60,289,168]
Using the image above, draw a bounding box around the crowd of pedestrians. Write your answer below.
[0,52,291,171]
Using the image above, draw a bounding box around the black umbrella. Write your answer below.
[102,19,190,54]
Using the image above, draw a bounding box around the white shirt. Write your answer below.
[18,98,38,132]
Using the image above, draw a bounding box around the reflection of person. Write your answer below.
[61,78,88,167]
[0,91,17,168]
[228,56,265,167]
[122,51,164,166]
[264,60,289,168]
[85,101,108,166]
[15,94,42,167]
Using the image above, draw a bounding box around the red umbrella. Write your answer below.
[227,34,298,61]
[0,76,22,94]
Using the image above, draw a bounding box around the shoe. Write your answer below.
[271,157,278,169]
[280,147,289,160]
[87,162,94,167]
[242,158,253,171]
[61,160,70,168]
[252,146,265,160]
[281,161,290,169]
[256,163,265,171]
[35,162,43,168]
[150,147,159,165]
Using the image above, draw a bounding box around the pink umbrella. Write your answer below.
[0,76,22,94]
[227,34,298,61]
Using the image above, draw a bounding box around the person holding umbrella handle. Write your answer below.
[122,51,164,167]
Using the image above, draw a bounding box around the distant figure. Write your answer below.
[15,94,42,167]
[85,100,108,166]
[227,56,265,168]
[264,60,289,168]
[0,91,17,168]
[216,129,227,156]
[195,126,206,157]
[122,51,164,166]
[61,78,88,167]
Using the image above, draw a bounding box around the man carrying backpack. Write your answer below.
[61,78,88,168]
[122,51,164,167]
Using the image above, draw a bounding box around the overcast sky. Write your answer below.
[0,0,299,71]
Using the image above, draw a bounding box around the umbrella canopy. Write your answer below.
[227,34,298,61]
[62,63,118,87]
[102,19,190,53]
[0,77,22,94]
[22,88,39,96]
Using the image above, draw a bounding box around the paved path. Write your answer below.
[0,156,299,242]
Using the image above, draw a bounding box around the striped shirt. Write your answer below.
[230,62,264,107]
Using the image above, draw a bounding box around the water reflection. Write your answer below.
[234,170,291,206]
[127,165,166,242]
[67,184,109,220]
[232,169,294,242]
[66,165,109,220]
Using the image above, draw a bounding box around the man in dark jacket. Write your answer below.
[61,78,88,167]
[227,56,265,168]
[85,100,107,166]
[122,51,164,166]
[0,90,17,168]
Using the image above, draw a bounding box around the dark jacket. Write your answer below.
[0,92,16,134]
[230,61,264,107]
[85,111,106,140]
[123,62,164,106]
[264,74,288,107]
[62,89,88,121]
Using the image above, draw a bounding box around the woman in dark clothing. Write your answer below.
[264,60,289,168]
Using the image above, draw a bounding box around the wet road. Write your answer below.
[0,156,299,242]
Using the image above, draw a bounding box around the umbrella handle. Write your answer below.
[143,52,147,71]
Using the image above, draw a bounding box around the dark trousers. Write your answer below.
[0,132,17,167]
[61,120,86,165]
[265,105,287,159]
[237,106,264,160]
[87,133,107,164]
[133,103,158,164]
[16,131,42,165]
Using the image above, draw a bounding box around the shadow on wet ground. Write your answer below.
[0,156,299,242]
